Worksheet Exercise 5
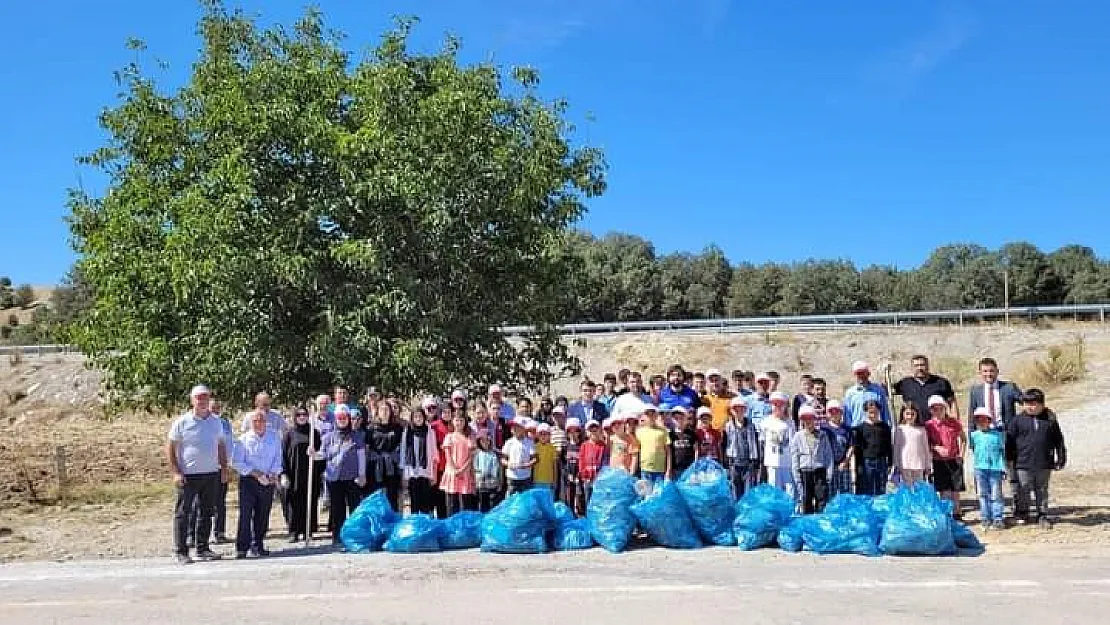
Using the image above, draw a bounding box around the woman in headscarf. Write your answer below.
[281,407,323,542]
[537,396,556,425]
[399,407,439,514]
[321,405,367,545]
[365,400,403,511]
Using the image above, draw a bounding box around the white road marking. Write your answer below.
[514,585,727,594]
[220,592,370,602]
[1071,579,1110,586]
[0,599,130,608]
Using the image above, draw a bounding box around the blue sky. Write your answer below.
[2,0,1109,284]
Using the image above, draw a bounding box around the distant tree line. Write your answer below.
[562,235,1110,322]
[0,269,93,345]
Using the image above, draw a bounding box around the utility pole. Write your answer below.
[1003,269,1010,327]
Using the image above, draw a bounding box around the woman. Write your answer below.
[281,407,324,542]
[365,400,403,511]
[536,396,556,425]
[400,407,439,514]
[321,405,367,545]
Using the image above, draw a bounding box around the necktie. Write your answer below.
[987,384,997,421]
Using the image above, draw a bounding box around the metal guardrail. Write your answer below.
[3,304,1109,352]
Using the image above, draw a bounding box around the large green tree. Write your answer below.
[67,3,604,407]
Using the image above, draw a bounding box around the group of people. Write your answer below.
[166,356,1068,565]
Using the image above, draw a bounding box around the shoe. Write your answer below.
[1014,515,1028,525]
[175,553,194,565]
[214,534,229,544]
[289,534,301,543]
[195,548,222,561]
[185,538,195,549]
[235,551,248,560]
[1038,517,1053,530]
[250,548,271,558]
[992,520,1006,531]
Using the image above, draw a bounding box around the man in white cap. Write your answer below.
[745,372,775,425]
[167,384,229,564]
[487,384,516,421]
[843,361,891,427]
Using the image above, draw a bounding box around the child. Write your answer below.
[969,408,1006,530]
[501,417,537,495]
[925,395,967,519]
[760,392,797,497]
[669,407,698,477]
[560,418,585,515]
[399,407,439,515]
[440,412,477,515]
[790,406,834,514]
[695,407,721,461]
[533,424,559,490]
[608,414,641,475]
[473,431,502,512]
[724,397,761,498]
[635,405,671,486]
[578,420,607,506]
[893,405,931,487]
[1006,389,1067,529]
[852,400,893,496]
[821,400,854,496]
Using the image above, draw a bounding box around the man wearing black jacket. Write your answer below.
[1007,389,1067,528]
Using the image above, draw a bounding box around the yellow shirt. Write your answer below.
[636,426,670,473]
[534,442,558,485]
[705,392,736,431]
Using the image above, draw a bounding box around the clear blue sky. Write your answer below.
[3,0,1109,285]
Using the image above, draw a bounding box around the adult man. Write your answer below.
[791,374,815,426]
[891,355,958,425]
[312,394,335,436]
[745,372,774,425]
[568,379,609,426]
[232,409,283,558]
[599,373,620,413]
[702,369,736,431]
[843,361,891,427]
[487,384,516,421]
[210,399,233,544]
[968,357,1025,512]
[239,391,288,434]
[691,372,708,396]
[167,385,229,564]
[660,364,701,411]
[330,385,361,420]
[612,372,652,421]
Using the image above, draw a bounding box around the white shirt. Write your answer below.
[984,382,1003,426]
[240,409,288,435]
[502,437,536,481]
[232,430,283,477]
[612,392,652,422]
[759,417,795,469]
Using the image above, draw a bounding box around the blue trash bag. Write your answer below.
[441,511,484,550]
[587,468,641,553]
[733,484,797,550]
[554,518,595,551]
[825,493,877,518]
[777,517,805,552]
[675,459,736,546]
[879,508,956,556]
[384,514,446,553]
[630,481,703,549]
[870,494,891,520]
[480,488,557,554]
[553,501,576,524]
[339,490,401,553]
[951,520,984,551]
[802,513,882,556]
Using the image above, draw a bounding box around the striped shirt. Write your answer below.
[550,426,567,452]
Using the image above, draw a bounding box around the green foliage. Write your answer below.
[66,3,604,408]
[0,277,12,309]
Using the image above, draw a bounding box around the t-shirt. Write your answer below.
[502,437,536,481]
[636,426,670,473]
[670,427,697,474]
[759,417,795,469]
[534,442,559,485]
[703,392,736,431]
[608,434,640,474]
[612,392,653,421]
[168,411,227,475]
[660,385,701,411]
[970,429,1006,471]
[893,375,956,423]
[695,426,721,460]
[925,417,964,460]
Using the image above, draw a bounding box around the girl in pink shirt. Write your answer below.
[441,413,477,515]
[893,405,931,486]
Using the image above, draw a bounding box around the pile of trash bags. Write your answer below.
[339,460,983,557]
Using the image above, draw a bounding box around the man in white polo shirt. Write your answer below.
[168,384,229,564]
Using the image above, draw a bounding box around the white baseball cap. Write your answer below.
[565,417,583,430]
[852,360,871,373]
[729,396,748,408]
[420,396,439,409]
[756,372,772,383]
[826,399,844,412]
[928,395,947,408]
[973,407,993,419]
[669,405,689,415]
[586,419,601,430]
[451,389,467,401]
[537,423,552,434]
[641,402,659,413]
[696,406,713,417]
[798,405,816,418]
[189,384,211,399]
[489,384,503,394]
[552,405,567,415]
[705,368,723,379]
[770,391,790,403]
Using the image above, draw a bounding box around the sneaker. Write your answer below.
[175,553,194,565]
[235,551,248,560]
[195,548,222,561]
[992,520,1006,531]
[1038,517,1053,530]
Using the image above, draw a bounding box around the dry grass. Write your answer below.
[1014,336,1087,391]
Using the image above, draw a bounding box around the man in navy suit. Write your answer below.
[567,378,608,426]
[968,357,1024,517]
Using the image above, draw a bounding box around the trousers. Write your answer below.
[174,472,220,554]
[236,476,275,553]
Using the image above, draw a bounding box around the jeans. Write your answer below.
[828,466,853,496]
[727,460,760,498]
[798,469,829,514]
[174,472,221,555]
[236,476,275,553]
[1007,459,1024,515]
[857,458,889,496]
[1016,468,1052,519]
[974,469,1005,523]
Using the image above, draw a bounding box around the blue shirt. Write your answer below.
[745,393,774,426]
[843,382,891,427]
[167,411,227,475]
[970,429,1006,471]
[568,400,608,425]
[659,385,700,410]
[232,430,283,476]
[321,430,366,482]
[822,423,853,464]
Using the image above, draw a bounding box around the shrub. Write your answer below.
[1016,337,1086,388]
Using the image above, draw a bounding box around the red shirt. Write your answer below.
[578,440,607,483]
[925,417,963,460]
[430,419,450,474]
[696,426,721,460]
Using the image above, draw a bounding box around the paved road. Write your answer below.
[1,547,1109,624]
